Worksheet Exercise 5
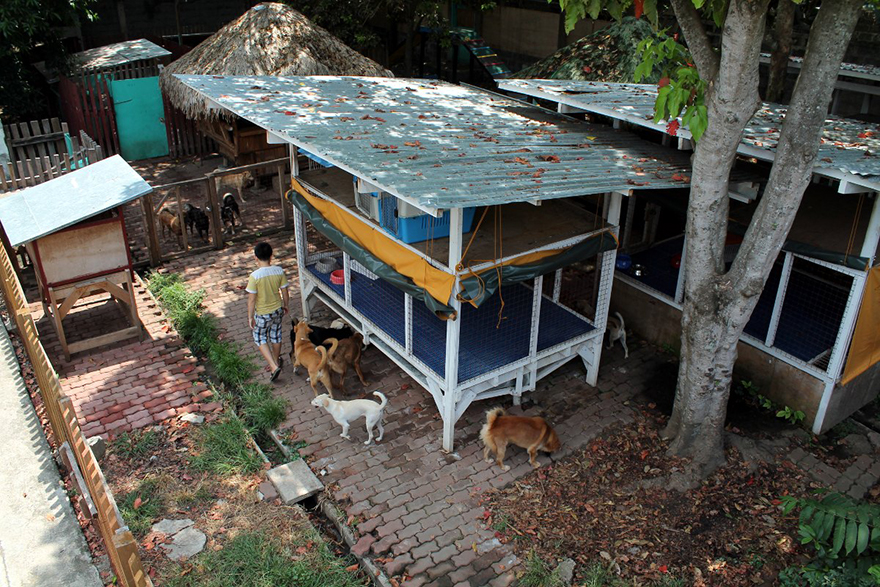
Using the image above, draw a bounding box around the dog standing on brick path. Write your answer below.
[327,332,367,393]
[606,311,628,359]
[480,408,561,471]
[291,321,338,397]
[311,391,387,445]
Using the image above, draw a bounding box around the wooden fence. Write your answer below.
[59,74,120,157]
[1,119,105,192]
[0,245,152,587]
[163,97,215,158]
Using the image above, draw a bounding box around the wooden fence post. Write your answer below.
[141,193,162,266]
[206,176,223,249]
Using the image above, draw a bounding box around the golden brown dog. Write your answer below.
[327,333,367,393]
[480,408,561,471]
[291,321,338,397]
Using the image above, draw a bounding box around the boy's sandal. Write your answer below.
[270,366,282,382]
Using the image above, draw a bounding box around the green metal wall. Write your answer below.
[110,77,169,161]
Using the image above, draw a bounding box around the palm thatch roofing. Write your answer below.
[161,2,392,118]
[513,17,658,83]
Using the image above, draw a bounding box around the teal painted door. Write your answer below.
[110,77,169,160]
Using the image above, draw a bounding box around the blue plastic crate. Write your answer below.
[301,148,332,167]
[379,197,476,244]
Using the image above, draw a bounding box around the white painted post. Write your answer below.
[405,293,413,355]
[442,208,464,452]
[860,192,880,265]
[292,206,310,320]
[552,268,562,303]
[523,274,543,403]
[343,252,352,306]
[765,252,793,347]
[674,236,687,304]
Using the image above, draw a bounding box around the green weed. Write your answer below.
[164,531,365,587]
[240,383,289,434]
[208,341,257,388]
[119,476,164,537]
[190,416,264,475]
[518,550,563,587]
[112,429,160,459]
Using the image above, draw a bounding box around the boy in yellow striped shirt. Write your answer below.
[246,242,289,381]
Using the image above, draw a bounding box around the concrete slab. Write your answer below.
[151,518,194,535]
[0,323,102,587]
[162,527,206,561]
[267,459,323,504]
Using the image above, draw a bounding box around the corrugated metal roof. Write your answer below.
[759,53,880,82]
[0,155,152,247]
[499,80,880,187]
[174,75,693,210]
[73,39,170,71]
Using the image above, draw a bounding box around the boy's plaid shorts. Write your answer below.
[252,308,284,345]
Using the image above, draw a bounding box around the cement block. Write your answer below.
[268,459,323,504]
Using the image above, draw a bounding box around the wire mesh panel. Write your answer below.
[348,260,406,348]
[457,282,534,384]
[771,257,853,370]
[744,256,785,342]
[538,263,599,353]
[301,217,343,293]
[411,298,447,379]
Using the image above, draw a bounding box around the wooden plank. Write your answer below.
[206,176,223,249]
[66,326,140,354]
[0,163,9,192]
[278,163,290,228]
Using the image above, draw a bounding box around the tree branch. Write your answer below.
[669,0,720,82]
[727,0,864,320]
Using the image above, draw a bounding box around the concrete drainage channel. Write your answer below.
[263,429,394,587]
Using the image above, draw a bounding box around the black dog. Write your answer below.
[291,321,355,349]
[183,203,210,241]
[221,193,243,234]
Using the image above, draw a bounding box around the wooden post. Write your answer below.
[175,188,188,251]
[206,177,223,249]
[141,193,162,266]
[278,163,290,229]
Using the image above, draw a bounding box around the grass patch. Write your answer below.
[190,416,264,475]
[165,531,365,587]
[208,341,257,388]
[119,476,165,537]
[241,383,288,434]
[173,483,215,509]
[518,550,563,587]
[112,429,160,459]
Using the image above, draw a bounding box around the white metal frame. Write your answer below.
[291,150,617,451]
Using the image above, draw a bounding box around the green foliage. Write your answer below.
[190,416,264,475]
[165,531,364,587]
[112,429,160,459]
[119,476,164,536]
[779,492,880,584]
[735,380,804,426]
[208,341,257,389]
[777,405,806,426]
[518,550,563,587]
[240,384,289,434]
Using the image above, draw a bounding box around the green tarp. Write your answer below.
[289,191,618,317]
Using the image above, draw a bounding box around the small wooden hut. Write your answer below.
[0,156,151,360]
[160,3,392,165]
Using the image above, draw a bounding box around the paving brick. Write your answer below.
[431,544,459,564]
[409,556,435,576]
[384,553,414,576]
[351,535,375,557]
[426,560,456,580]
[372,533,399,555]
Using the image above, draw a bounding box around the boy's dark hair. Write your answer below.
[254,242,273,261]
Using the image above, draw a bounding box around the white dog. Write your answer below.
[311,391,387,445]
[606,311,628,359]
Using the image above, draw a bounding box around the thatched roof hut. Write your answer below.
[514,18,657,83]
[161,2,392,119]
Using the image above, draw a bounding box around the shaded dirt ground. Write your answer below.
[483,409,809,586]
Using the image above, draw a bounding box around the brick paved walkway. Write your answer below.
[28,277,212,438]
[163,233,661,585]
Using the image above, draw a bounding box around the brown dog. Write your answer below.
[327,333,367,393]
[291,321,338,397]
[480,408,561,471]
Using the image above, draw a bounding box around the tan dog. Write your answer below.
[480,408,561,471]
[327,333,367,393]
[215,170,253,203]
[157,205,183,246]
[291,321,338,397]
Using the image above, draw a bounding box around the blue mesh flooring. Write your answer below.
[744,264,848,363]
[626,236,684,297]
[308,266,594,383]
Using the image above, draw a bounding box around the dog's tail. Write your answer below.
[372,391,388,409]
[322,338,339,363]
[485,407,505,429]
[614,311,625,330]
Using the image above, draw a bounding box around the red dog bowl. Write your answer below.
[330,269,345,285]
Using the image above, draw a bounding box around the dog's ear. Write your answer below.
[321,396,330,408]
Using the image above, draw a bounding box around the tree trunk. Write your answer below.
[766,0,795,103]
[665,0,865,483]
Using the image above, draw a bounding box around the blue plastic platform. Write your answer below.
[308,266,594,383]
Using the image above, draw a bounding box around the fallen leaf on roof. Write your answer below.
[539,155,561,163]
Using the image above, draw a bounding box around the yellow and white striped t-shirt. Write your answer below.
[246,266,288,315]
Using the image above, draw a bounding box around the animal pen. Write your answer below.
[501,79,880,435]
[0,156,151,360]
[176,74,694,450]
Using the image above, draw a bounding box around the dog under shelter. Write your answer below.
[500,79,880,435]
[174,74,700,451]
[0,155,151,360]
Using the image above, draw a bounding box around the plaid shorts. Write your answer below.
[252,308,284,346]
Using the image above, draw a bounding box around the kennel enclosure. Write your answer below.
[0,156,151,360]
[175,74,697,450]
[501,79,880,434]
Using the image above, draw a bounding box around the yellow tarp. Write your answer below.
[842,265,880,385]
[291,179,457,306]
